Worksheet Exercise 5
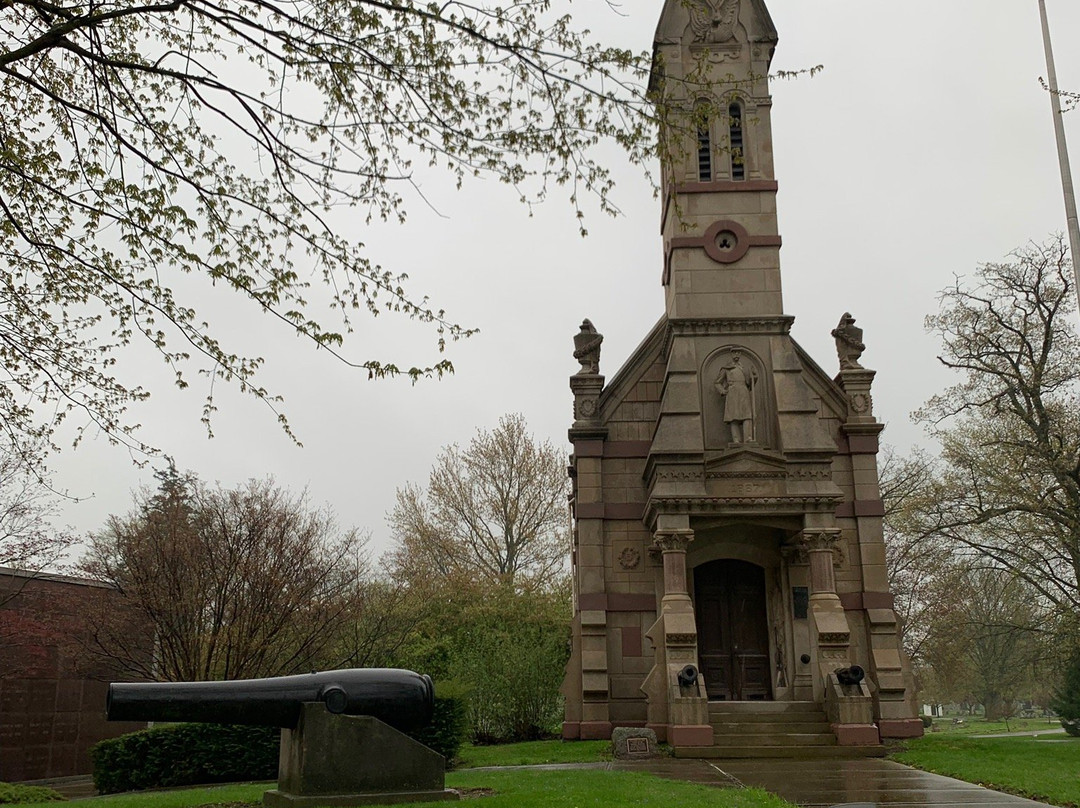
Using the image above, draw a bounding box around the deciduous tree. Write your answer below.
[0,0,657,466]
[388,413,568,589]
[80,469,366,680]
[879,445,961,662]
[919,565,1048,720]
[0,438,77,608]
[915,237,1080,621]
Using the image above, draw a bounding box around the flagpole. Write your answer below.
[1038,0,1080,298]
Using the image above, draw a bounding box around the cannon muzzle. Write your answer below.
[835,665,865,687]
[107,668,433,731]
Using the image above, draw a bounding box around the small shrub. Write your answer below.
[408,681,471,765]
[0,783,66,804]
[1051,651,1080,738]
[920,715,933,729]
[90,723,278,794]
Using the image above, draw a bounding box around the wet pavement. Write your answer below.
[679,758,1052,808]
[474,758,1053,808]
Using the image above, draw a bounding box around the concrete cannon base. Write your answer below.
[263,704,458,807]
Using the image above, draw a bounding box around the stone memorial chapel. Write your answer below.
[561,0,922,756]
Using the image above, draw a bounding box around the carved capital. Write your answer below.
[799,529,842,554]
[652,529,695,553]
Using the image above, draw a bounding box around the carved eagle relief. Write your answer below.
[689,0,741,44]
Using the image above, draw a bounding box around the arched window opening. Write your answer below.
[729,102,745,181]
[697,117,712,182]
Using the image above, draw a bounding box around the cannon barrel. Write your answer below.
[107,668,433,731]
[835,665,866,687]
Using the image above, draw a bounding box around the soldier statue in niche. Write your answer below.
[715,350,757,444]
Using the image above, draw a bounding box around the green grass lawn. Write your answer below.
[12,782,270,808]
[12,769,795,808]
[457,739,611,768]
[892,733,1080,807]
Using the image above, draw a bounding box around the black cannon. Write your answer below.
[835,665,866,687]
[677,665,699,688]
[107,668,433,732]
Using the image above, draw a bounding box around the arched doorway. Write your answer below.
[694,559,771,701]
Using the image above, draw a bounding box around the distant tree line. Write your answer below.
[57,413,570,743]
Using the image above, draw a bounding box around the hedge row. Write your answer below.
[91,685,470,793]
[90,723,278,794]
[0,782,66,804]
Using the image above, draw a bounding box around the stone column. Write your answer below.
[803,529,840,600]
[796,529,853,696]
[641,527,711,747]
[657,530,693,609]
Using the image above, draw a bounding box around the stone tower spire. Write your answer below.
[560,0,922,752]
[652,0,783,320]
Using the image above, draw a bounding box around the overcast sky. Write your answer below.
[47,0,1080,560]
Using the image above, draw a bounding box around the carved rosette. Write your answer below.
[848,392,872,415]
[618,547,642,570]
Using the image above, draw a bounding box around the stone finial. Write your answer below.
[831,312,865,371]
[573,319,603,375]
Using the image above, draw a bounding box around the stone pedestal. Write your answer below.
[263,705,457,807]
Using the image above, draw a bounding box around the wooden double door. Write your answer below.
[693,559,771,701]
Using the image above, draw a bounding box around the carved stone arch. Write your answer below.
[701,345,777,451]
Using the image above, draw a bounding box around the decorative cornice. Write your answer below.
[705,469,785,479]
[674,180,779,194]
[656,470,705,481]
[669,316,794,336]
[647,495,843,523]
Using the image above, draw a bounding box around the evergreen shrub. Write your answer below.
[0,783,66,804]
[90,723,278,793]
[407,681,471,765]
[1051,651,1080,737]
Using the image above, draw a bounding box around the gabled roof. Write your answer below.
[597,316,668,420]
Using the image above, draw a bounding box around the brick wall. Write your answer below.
[0,568,147,781]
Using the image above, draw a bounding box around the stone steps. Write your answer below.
[710,721,832,734]
[673,744,887,760]
[672,700,886,760]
